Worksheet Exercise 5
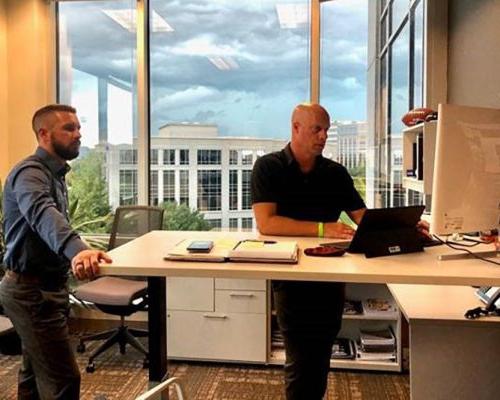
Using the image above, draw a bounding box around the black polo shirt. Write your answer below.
[251,144,365,221]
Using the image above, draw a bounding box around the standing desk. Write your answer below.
[99,230,500,398]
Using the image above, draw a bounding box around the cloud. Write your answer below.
[60,0,370,138]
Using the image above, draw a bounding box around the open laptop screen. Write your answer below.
[328,206,425,258]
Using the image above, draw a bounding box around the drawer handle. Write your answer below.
[203,314,228,319]
[229,292,255,298]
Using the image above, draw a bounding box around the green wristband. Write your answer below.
[318,222,324,238]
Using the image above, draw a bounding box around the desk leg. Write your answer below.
[148,277,168,388]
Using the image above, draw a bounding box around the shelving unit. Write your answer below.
[268,283,402,372]
[402,121,437,207]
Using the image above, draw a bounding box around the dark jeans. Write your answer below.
[273,281,345,400]
[0,274,80,400]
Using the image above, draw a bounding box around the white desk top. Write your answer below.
[388,284,500,326]
[99,231,500,287]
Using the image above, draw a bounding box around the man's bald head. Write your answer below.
[291,103,330,127]
[32,104,76,138]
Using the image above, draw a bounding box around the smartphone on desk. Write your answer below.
[186,240,214,253]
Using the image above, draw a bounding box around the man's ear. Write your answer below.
[37,128,49,144]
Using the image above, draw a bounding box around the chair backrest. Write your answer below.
[108,206,164,251]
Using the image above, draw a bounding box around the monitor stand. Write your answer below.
[436,233,499,261]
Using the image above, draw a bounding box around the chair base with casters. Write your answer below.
[77,314,149,373]
[73,276,150,373]
[135,377,186,400]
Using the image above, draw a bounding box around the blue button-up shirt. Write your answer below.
[2,147,88,277]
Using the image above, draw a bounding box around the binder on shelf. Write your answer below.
[331,338,356,360]
[164,238,299,264]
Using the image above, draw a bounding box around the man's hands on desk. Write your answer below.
[72,250,112,280]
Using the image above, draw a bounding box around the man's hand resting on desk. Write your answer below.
[71,250,113,280]
[325,222,355,239]
[417,220,431,239]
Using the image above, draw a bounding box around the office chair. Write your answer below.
[73,205,164,372]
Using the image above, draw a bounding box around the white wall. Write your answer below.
[447,0,500,108]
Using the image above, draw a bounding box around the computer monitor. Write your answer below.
[430,104,500,249]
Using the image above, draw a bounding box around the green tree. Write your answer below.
[161,201,211,231]
[66,150,111,234]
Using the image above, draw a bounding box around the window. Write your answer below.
[119,170,137,205]
[197,170,221,211]
[120,149,137,165]
[206,219,221,230]
[58,0,137,216]
[163,149,175,165]
[229,150,238,165]
[241,170,252,210]
[375,0,425,207]
[197,150,221,165]
[179,170,189,206]
[241,150,253,165]
[229,170,238,211]
[163,170,175,203]
[150,149,158,165]
[229,218,238,230]
[150,170,158,205]
[241,218,253,230]
[179,149,189,165]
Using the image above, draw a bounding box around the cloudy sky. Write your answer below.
[59,0,368,147]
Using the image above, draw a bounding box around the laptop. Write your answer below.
[325,206,426,258]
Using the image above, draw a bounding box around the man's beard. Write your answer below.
[52,139,80,161]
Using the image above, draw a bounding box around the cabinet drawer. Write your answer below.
[215,278,266,291]
[167,311,266,362]
[215,290,266,314]
[167,277,214,311]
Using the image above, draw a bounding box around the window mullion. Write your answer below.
[136,0,150,205]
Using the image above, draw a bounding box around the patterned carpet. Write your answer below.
[0,338,409,400]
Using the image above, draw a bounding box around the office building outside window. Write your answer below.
[120,149,137,165]
[150,149,158,165]
[241,151,253,165]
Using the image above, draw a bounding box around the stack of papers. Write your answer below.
[357,328,396,361]
[228,240,298,263]
[164,239,299,264]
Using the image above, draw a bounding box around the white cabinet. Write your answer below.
[166,277,267,363]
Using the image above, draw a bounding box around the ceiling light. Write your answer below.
[275,3,308,29]
[103,9,174,33]
[208,56,240,71]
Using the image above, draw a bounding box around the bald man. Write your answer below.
[0,104,111,399]
[252,103,366,400]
